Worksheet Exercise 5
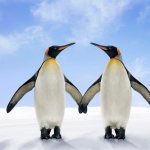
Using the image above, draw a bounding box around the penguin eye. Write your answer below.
[109,47,113,51]
[53,47,57,50]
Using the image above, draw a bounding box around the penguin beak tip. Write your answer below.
[90,42,96,46]
[69,42,76,46]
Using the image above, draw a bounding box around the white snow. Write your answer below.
[0,107,150,150]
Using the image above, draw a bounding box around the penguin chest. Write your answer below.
[34,59,65,128]
[101,59,132,127]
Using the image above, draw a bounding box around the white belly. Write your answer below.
[101,59,131,129]
[34,59,65,129]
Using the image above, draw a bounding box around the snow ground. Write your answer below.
[0,107,150,150]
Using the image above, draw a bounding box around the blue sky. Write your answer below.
[0,0,150,108]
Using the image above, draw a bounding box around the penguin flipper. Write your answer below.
[127,71,150,104]
[7,71,39,113]
[64,76,82,105]
[80,75,102,113]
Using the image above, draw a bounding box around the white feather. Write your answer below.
[101,59,132,129]
[34,59,65,129]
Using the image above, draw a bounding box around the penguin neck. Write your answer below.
[44,55,50,61]
[109,55,123,63]
[43,55,58,66]
[44,55,57,61]
[114,54,123,62]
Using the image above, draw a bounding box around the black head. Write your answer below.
[90,43,121,58]
[46,43,75,58]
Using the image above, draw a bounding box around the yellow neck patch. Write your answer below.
[107,58,122,69]
[42,58,60,70]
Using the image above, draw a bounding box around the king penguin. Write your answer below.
[79,43,150,140]
[7,43,82,140]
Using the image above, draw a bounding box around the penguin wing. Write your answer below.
[81,75,102,106]
[7,71,39,113]
[127,71,150,104]
[64,76,82,105]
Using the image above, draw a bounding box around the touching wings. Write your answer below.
[81,75,102,106]
[127,70,150,104]
[64,76,82,105]
[7,71,39,113]
[79,75,102,113]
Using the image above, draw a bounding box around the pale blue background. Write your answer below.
[0,0,150,108]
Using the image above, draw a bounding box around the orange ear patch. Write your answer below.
[45,48,49,55]
[117,49,121,55]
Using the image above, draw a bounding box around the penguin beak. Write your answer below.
[58,42,75,51]
[90,43,108,51]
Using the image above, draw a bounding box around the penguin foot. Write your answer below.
[40,127,51,140]
[104,133,114,139]
[115,127,125,140]
[51,134,62,139]
[104,126,114,139]
[51,126,62,139]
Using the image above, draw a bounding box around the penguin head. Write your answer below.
[90,43,121,59]
[45,42,75,59]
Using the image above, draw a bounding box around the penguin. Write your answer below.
[7,43,82,140]
[79,43,150,140]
